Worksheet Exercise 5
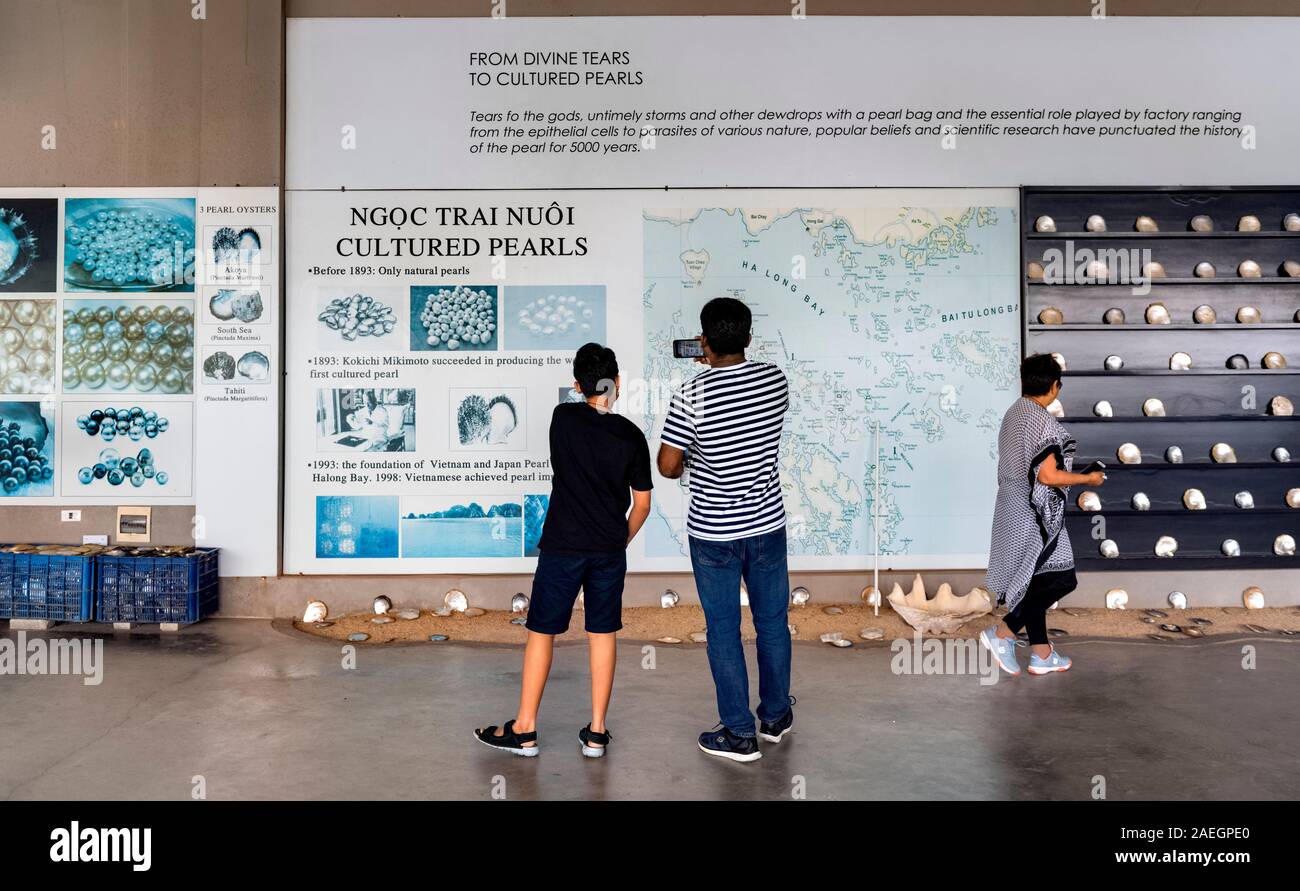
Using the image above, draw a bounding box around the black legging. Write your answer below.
[1004,568,1078,645]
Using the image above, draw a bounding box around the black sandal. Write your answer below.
[579,724,611,758]
[474,719,538,757]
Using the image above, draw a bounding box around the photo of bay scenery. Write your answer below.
[400,495,523,558]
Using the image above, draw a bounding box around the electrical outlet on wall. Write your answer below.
[61,510,81,522]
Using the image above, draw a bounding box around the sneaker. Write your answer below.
[979,627,1021,676]
[1028,647,1072,676]
[759,696,796,743]
[697,725,762,763]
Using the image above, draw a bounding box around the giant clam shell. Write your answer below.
[1077,491,1101,512]
[1237,261,1262,279]
[1193,304,1217,324]
[1093,400,1113,418]
[1221,539,1241,557]
[1183,488,1207,510]
[1286,488,1300,509]
[1105,355,1124,371]
[1243,586,1265,608]
[1235,491,1255,510]
[1193,261,1216,278]
[1105,588,1128,608]
[1189,214,1214,232]
[1143,398,1166,417]
[790,586,810,606]
[1268,396,1293,416]
[1027,261,1045,280]
[1168,591,1188,609]
[444,589,468,612]
[1226,354,1250,370]
[1143,261,1167,279]
[1169,351,1193,370]
[1050,352,1067,371]
[1165,445,1184,464]
[1275,447,1292,462]
[1034,215,1056,233]
[1085,214,1107,232]
[303,600,328,623]
[1210,442,1237,463]
[1262,352,1287,369]
[1134,215,1159,232]
[1103,307,1126,325]
[1154,535,1179,557]
[1038,306,1064,325]
[1284,213,1300,232]
[1276,534,1297,556]
[1099,539,1119,558]
[1131,492,1151,511]
[1145,303,1171,324]
[372,595,391,615]
[1117,442,1142,464]
[1237,215,1262,232]
[1236,305,1262,323]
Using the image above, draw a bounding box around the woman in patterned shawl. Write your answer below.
[980,354,1105,677]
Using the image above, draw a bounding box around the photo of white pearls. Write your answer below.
[0,299,56,394]
[62,300,194,394]
[412,284,497,351]
[63,198,195,292]
[502,285,607,351]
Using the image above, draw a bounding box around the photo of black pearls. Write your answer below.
[74,405,170,443]
[75,446,169,489]
[0,199,58,292]
[0,402,54,496]
[201,347,270,385]
[63,198,196,292]
[0,299,56,394]
[62,300,194,393]
[208,288,265,323]
[59,400,192,496]
[411,285,498,351]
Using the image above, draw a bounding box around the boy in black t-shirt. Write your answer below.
[475,343,652,759]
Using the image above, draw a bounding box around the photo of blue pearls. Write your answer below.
[63,198,196,292]
[75,446,169,489]
[0,199,58,293]
[60,400,192,497]
[62,299,194,393]
[316,495,399,559]
[0,401,55,496]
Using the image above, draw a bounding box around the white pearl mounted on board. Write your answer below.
[1237,215,1262,232]
[1145,302,1171,325]
[1099,539,1119,558]
[1189,214,1214,232]
[1077,491,1101,512]
[1105,588,1128,608]
[1221,539,1242,557]
[1154,535,1179,557]
[1236,305,1262,323]
[1131,492,1151,511]
[1103,307,1126,325]
[1237,261,1262,279]
[1210,442,1237,463]
[1105,354,1125,371]
[1235,491,1256,510]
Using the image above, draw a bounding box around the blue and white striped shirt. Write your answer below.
[661,360,788,541]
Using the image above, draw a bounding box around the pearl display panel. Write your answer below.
[63,198,196,293]
[0,299,57,395]
[61,299,195,394]
[0,400,55,496]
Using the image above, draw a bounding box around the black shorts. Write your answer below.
[525,549,626,635]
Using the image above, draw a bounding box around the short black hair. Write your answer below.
[573,342,618,398]
[700,297,752,355]
[1021,353,1063,397]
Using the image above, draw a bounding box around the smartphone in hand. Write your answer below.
[673,338,704,359]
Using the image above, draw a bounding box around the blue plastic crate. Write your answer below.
[0,548,96,622]
[95,548,219,625]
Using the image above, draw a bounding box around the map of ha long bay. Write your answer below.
[641,201,1020,570]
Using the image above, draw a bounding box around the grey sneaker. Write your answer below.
[1028,647,1072,676]
[979,627,1021,676]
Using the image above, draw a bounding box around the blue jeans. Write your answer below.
[688,527,792,738]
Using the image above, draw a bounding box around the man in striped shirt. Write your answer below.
[657,297,793,763]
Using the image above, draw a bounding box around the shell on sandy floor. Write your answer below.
[689,631,708,643]
[348,632,369,642]
[656,636,682,644]
[372,596,391,615]
[660,589,680,609]
[790,586,810,606]
[1105,588,1128,609]
[444,589,468,612]
[511,593,529,614]
[303,600,328,623]
[371,616,394,625]
[463,607,486,618]
[823,606,843,615]
[886,575,992,634]
[393,608,420,620]
[859,627,884,640]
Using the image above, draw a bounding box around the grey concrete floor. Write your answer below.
[1,619,1297,801]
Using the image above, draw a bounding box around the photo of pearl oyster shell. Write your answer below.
[1046,399,1064,418]
[1026,261,1045,280]
[1277,534,1297,556]
[1085,214,1107,232]
[1275,447,1293,462]
[1285,213,1300,232]
[1262,352,1287,369]
[1243,586,1265,608]
[1237,215,1262,232]
[209,288,264,323]
[1192,304,1217,324]
[1226,354,1250,370]
[1142,261,1166,279]
[1103,307,1126,325]
[1287,488,1300,509]
[1142,398,1166,417]
[1105,355,1124,371]
[1237,261,1262,279]
[236,350,269,381]
[1117,443,1142,464]
[1131,492,1151,511]
[1183,488,1207,510]
[1169,352,1192,370]
[1269,396,1294,416]
[1034,215,1056,233]
[1189,214,1214,232]
[1235,491,1255,509]
[1077,491,1101,512]
[1093,400,1113,418]
[1165,445,1183,464]
[1154,535,1178,557]
[1168,591,1188,609]
[1134,215,1159,232]
[1193,261,1216,278]
[1037,306,1064,325]
[1221,539,1241,557]
[1211,442,1237,463]
[1236,305,1262,323]
[1105,588,1127,608]
[1050,352,1066,370]
[1099,539,1119,558]
[1145,302,1171,324]
[1282,260,1300,277]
